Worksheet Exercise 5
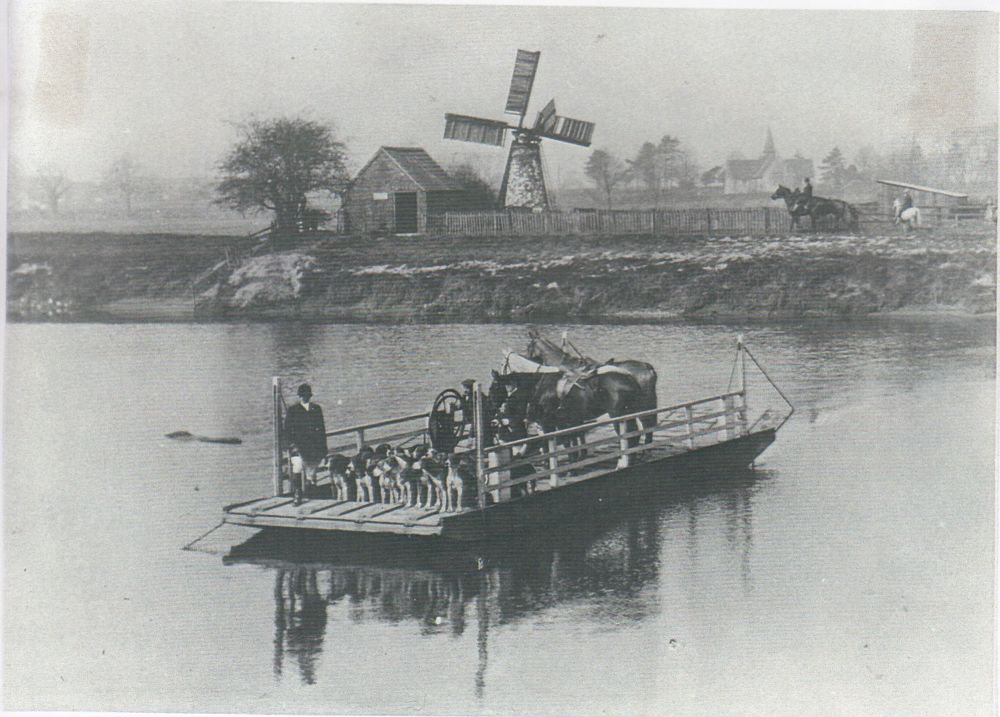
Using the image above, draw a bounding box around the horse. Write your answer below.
[893,198,921,231]
[771,185,859,232]
[525,330,658,444]
[488,368,644,468]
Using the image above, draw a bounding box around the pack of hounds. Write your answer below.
[313,444,478,513]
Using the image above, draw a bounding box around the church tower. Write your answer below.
[762,127,777,161]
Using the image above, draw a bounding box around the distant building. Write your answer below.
[724,129,815,194]
[875,179,968,217]
[343,147,486,235]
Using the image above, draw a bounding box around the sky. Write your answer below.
[8,1,998,186]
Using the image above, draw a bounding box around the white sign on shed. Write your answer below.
[372,192,389,200]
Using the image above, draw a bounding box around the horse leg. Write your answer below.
[612,421,627,469]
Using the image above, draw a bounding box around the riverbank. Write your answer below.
[7,229,996,322]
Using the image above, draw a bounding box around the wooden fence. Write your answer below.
[440,207,795,237]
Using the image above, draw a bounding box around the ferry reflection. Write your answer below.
[225,468,767,691]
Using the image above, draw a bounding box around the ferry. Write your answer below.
[222,338,792,541]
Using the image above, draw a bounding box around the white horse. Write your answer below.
[893,198,921,231]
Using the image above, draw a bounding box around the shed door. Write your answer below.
[394,192,418,234]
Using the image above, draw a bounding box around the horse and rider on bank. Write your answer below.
[892,190,921,231]
[771,178,860,232]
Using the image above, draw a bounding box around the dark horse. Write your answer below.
[488,368,645,465]
[524,330,658,444]
[771,185,859,232]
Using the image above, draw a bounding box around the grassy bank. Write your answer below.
[7,229,996,322]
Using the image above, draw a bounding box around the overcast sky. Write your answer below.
[9,1,998,185]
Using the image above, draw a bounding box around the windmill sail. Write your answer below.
[539,115,595,147]
[534,99,558,133]
[504,50,541,117]
[443,114,510,146]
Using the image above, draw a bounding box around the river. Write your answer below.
[4,318,995,716]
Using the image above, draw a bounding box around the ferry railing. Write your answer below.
[473,339,793,505]
[475,389,751,503]
[324,413,430,454]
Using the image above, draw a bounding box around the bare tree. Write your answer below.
[36,168,72,215]
[585,149,628,210]
[215,117,350,232]
[104,155,142,218]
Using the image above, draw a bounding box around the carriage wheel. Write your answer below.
[428,388,467,453]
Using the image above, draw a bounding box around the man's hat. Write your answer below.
[297,383,313,399]
[461,379,475,390]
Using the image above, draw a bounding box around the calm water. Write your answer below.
[4,319,995,715]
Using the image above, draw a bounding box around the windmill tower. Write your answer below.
[444,50,595,210]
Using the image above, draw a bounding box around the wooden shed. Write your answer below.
[343,147,480,235]
[875,179,973,222]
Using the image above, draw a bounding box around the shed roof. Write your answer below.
[875,179,967,198]
[377,147,464,191]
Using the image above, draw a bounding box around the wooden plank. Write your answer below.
[327,501,378,517]
[328,425,427,453]
[244,497,297,515]
[223,511,442,536]
[488,432,691,490]
[299,499,350,516]
[482,404,742,473]
[325,412,429,438]
[365,504,407,519]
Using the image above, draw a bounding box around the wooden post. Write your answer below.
[272,377,283,497]
[737,392,749,436]
[547,437,560,488]
[488,447,511,503]
[355,429,365,453]
[685,405,695,449]
[724,395,736,439]
[474,382,487,509]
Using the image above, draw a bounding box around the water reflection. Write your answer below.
[226,467,769,693]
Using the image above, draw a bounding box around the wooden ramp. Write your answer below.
[223,496,468,536]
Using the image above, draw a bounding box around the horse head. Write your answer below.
[771,185,791,200]
[488,369,513,411]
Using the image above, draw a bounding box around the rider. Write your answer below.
[901,190,913,212]
[793,177,813,214]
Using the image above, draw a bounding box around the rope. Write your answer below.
[181,520,226,551]
[566,339,587,361]
[741,344,795,430]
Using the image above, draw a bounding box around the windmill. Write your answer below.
[444,49,595,210]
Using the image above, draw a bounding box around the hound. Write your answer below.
[445,455,477,512]
[327,454,354,500]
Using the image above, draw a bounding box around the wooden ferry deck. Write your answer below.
[223,443,687,536]
[223,344,791,540]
